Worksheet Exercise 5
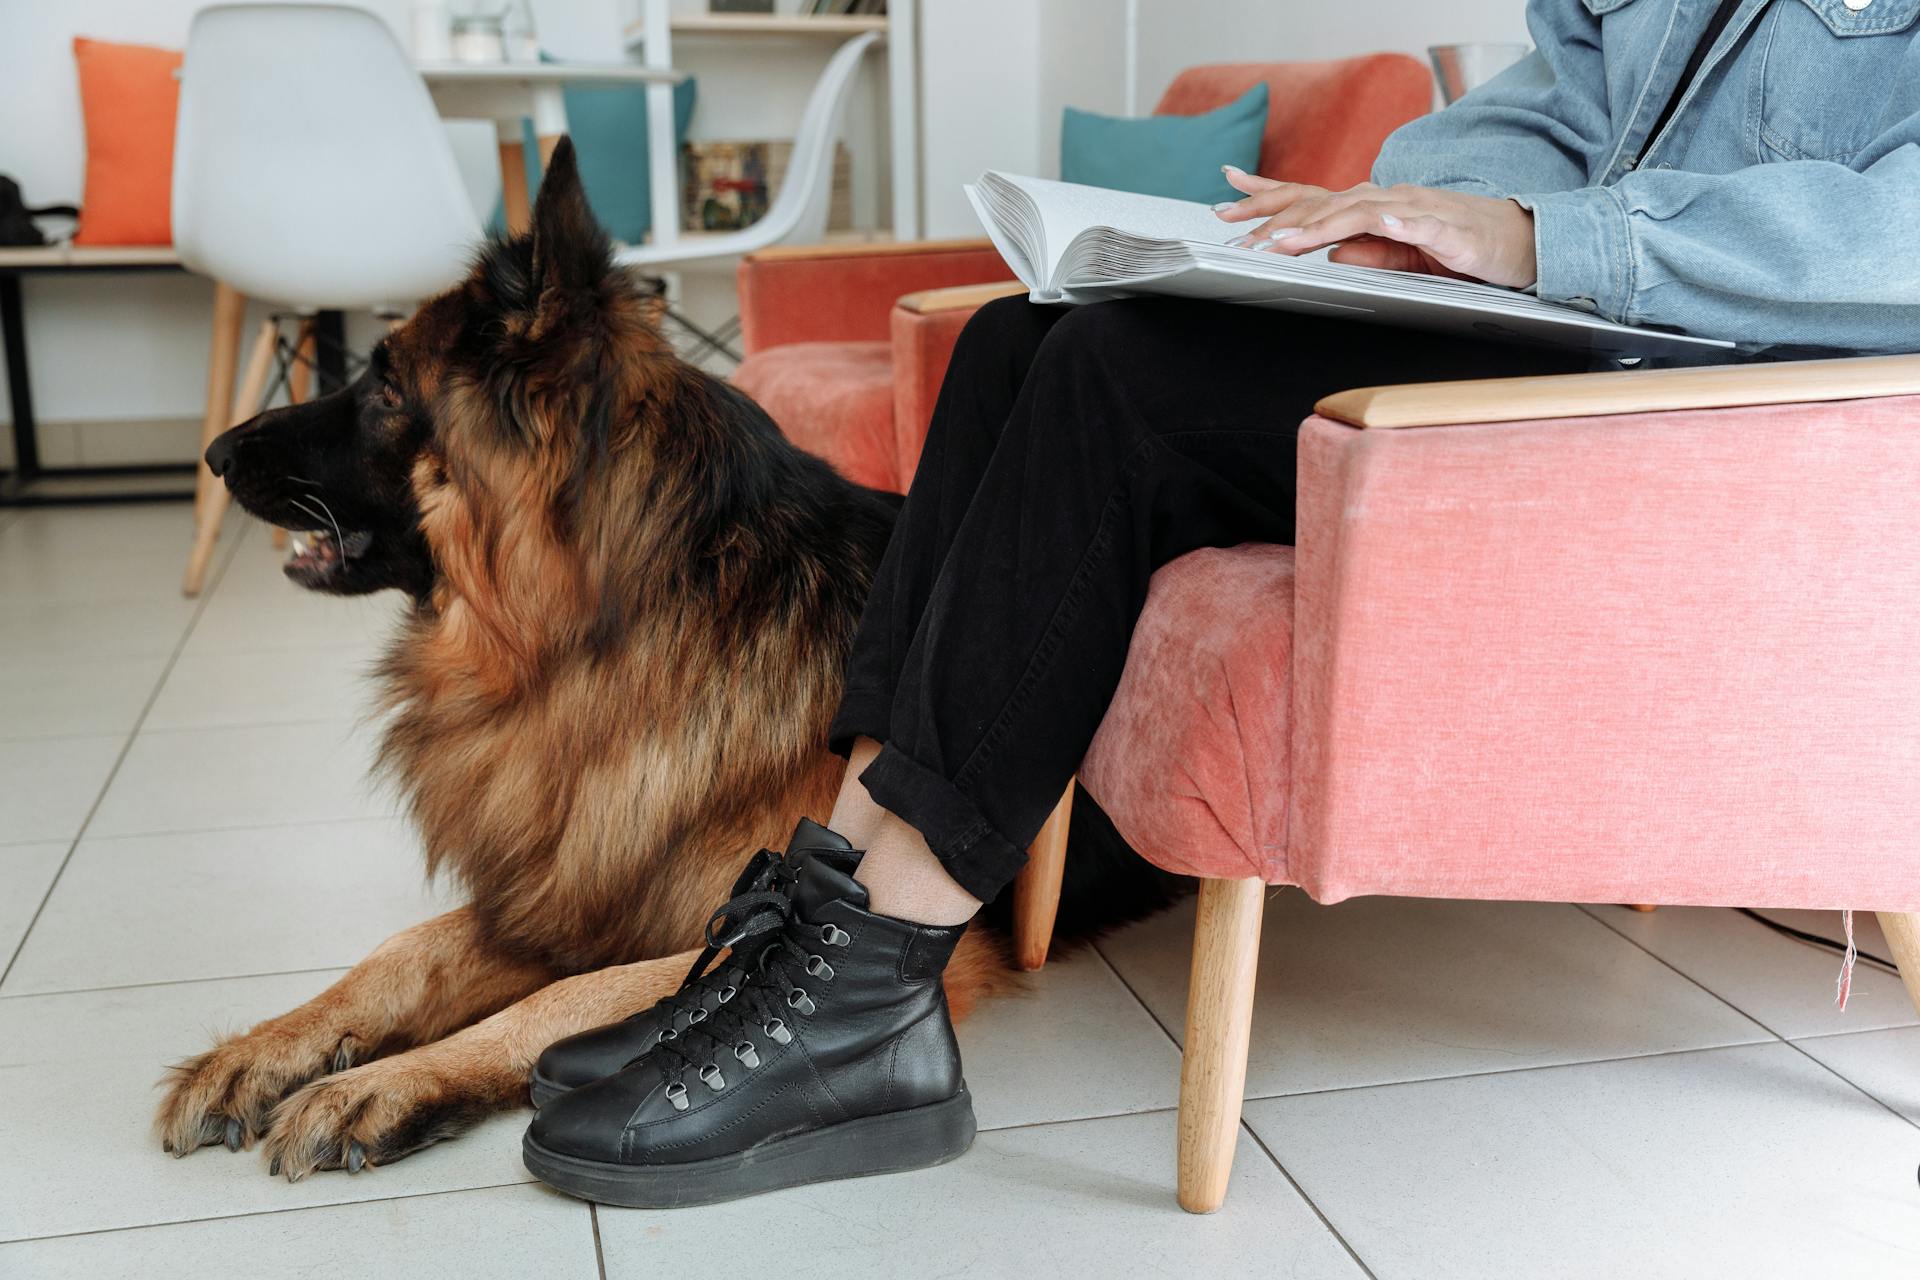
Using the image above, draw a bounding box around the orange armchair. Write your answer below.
[732,53,1435,492]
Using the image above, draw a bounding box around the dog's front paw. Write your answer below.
[157,1028,366,1156]
[261,1054,501,1181]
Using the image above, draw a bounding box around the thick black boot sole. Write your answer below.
[521,1087,976,1208]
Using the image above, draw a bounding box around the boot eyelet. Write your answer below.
[786,988,816,1015]
[688,1007,709,1025]
[665,1081,690,1111]
[700,1063,726,1091]
[819,924,850,946]
[734,1040,760,1068]
[805,955,834,980]
[717,985,736,1004]
[659,1027,678,1042]
[764,1017,792,1045]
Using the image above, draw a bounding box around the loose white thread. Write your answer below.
[1834,909,1858,1010]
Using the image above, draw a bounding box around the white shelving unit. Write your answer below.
[626,1,919,250]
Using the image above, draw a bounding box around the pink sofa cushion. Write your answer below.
[1290,401,1920,912]
[732,341,898,491]
[1082,545,1294,882]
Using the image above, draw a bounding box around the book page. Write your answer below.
[981,172,1234,288]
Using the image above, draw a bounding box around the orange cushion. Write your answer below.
[732,342,898,492]
[71,37,182,246]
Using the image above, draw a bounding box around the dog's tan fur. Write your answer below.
[155,147,1016,1179]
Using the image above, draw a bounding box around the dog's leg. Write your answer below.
[155,907,551,1157]
[260,948,700,1179]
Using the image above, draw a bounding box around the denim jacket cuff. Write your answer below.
[1511,186,1633,322]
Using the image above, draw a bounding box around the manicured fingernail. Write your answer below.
[1225,234,1254,248]
[1212,202,1238,212]
[1380,213,1402,227]
[1265,227,1301,240]
[1222,164,1245,176]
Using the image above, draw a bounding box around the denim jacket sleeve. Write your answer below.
[1515,137,1920,353]
[1371,0,1611,200]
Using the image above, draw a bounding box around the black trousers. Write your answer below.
[827,295,1590,901]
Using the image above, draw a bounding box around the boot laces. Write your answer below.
[627,848,799,1047]
[653,905,854,1108]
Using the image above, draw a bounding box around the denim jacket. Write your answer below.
[1372,0,1920,354]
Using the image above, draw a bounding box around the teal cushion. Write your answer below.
[489,69,697,243]
[1059,81,1268,206]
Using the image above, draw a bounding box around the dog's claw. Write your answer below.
[331,1042,352,1073]
[346,1142,366,1174]
[269,1155,282,1177]
[224,1118,243,1151]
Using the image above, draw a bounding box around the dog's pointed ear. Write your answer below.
[528,137,607,296]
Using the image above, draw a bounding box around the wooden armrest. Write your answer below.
[1315,353,1920,429]
[896,281,1027,316]
[744,237,994,264]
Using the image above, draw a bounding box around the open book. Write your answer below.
[964,172,1734,360]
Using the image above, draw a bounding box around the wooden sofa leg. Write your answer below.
[1877,913,1920,1019]
[184,317,278,597]
[1011,781,1073,971]
[1178,876,1265,1214]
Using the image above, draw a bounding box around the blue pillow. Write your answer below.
[490,68,698,244]
[1060,81,1267,206]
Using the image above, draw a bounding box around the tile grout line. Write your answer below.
[0,528,249,989]
[589,1203,608,1280]
[1570,904,1781,1037]
[0,963,350,1003]
[1243,1037,1783,1104]
[0,1178,538,1247]
[1239,1122,1382,1280]
[1574,905,1920,1133]
[1088,933,1382,1279]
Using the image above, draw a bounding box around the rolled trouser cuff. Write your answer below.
[827,685,894,759]
[856,741,1029,903]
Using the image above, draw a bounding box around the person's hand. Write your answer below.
[1212,166,1538,289]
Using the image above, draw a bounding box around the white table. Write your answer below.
[417,61,688,235]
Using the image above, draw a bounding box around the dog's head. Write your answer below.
[206,138,671,602]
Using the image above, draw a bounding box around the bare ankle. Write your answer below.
[826,737,888,849]
[856,815,981,927]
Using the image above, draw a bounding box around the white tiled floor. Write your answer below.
[2,505,1917,1279]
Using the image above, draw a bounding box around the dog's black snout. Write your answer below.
[204,433,238,478]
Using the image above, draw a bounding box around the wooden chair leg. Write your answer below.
[1178,876,1265,1214]
[269,320,316,551]
[195,284,247,524]
[498,139,532,235]
[1011,781,1074,971]
[1877,912,1920,1019]
[1629,904,1659,913]
[184,317,278,597]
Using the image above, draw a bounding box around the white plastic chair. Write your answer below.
[614,31,879,272]
[174,3,482,594]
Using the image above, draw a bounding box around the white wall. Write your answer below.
[916,0,1529,239]
[2,0,1532,452]
[0,0,493,459]
[1131,0,1530,113]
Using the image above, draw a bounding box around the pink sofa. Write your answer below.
[1031,355,1920,1212]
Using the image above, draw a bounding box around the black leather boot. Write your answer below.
[530,824,831,1106]
[522,831,974,1208]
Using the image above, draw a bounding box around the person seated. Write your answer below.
[522,0,1920,1207]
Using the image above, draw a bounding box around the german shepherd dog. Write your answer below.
[157,141,1174,1180]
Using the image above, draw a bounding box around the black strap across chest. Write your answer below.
[1643,0,1748,154]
